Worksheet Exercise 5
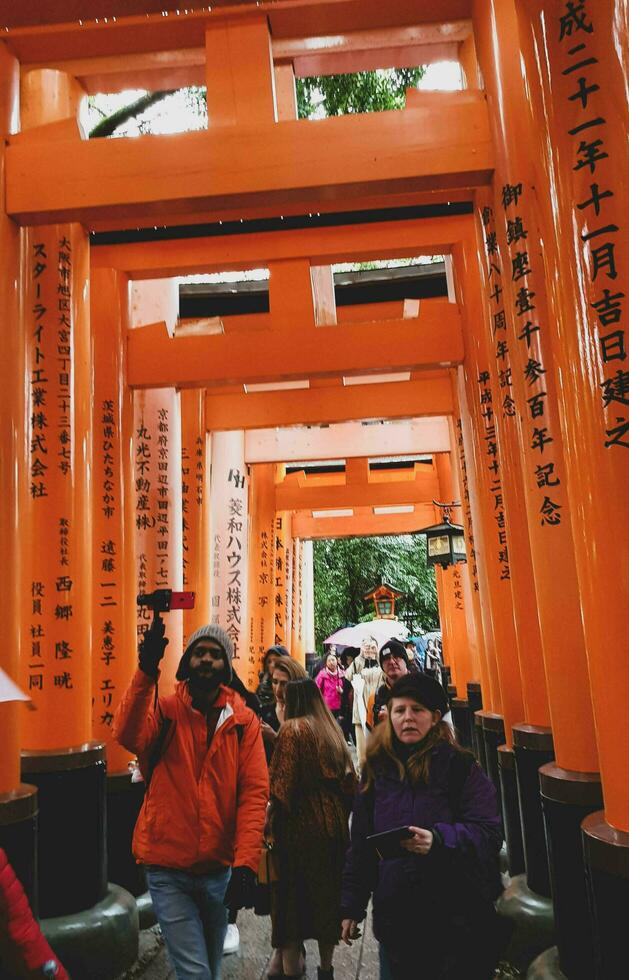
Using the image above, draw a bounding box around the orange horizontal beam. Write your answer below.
[28,23,469,95]
[276,469,439,510]
[204,376,453,430]
[92,214,472,279]
[292,504,436,539]
[4,2,472,62]
[128,303,463,389]
[7,102,493,228]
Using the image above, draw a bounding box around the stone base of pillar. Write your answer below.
[107,770,146,897]
[42,882,139,980]
[513,724,554,898]
[22,743,107,918]
[497,873,555,974]
[582,810,629,980]
[540,764,602,980]
[498,745,525,876]
[0,785,38,911]
[473,711,487,770]
[480,711,504,810]
[136,889,157,930]
[526,947,566,979]
[451,698,473,748]
[467,681,482,712]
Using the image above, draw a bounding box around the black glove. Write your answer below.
[138,618,169,678]
[224,866,257,910]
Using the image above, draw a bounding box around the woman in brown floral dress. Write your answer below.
[267,678,355,980]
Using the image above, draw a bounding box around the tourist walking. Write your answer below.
[267,678,356,980]
[315,650,346,722]
[344,636,383,766]
[372,638,412,726]
[340,673,503,980]
[114,621,268,980]
[257,645,290,707]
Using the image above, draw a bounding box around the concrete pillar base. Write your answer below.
[42,882,139,980]
[137,888,157,930]
[582,810,629,980]
[540,764,602,979]
[107,770,146,897]
[499,745,525,877]
[513,724,554,898]
[480,712,504,818]
[473,711,487,770]
[451,697,473,748]
[497,873,555,974]
[526,947,566,979]
[22,742,107,917]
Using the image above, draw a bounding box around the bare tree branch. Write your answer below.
[89,89,175,138]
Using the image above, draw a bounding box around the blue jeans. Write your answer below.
[145,865,231,980]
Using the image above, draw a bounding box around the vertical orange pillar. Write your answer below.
[209,430,249,669]
[453,238,525,747]
[134,388,183,694]
[290,539,305,666]
[449,412,489,696]
[516,0,626,821]
[247,463,276,690]
[470,195,552,733]
[91,268,136,772]
[20,71,93,750]
[273,490,292,650]
[205,14,276,126]
[472,0,596,773]
[514,3,628,971]
[302,539,316,654]
[0,43,23,795]
[181,389,211,641]
[434,453,474,693]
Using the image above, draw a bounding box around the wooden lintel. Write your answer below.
[292,503,436,539]
[243,417,451,459]
[91,214,472,279]
[275,470,440,511]
[3,3,473,63]
[127,303,463,389]
[7,101,493,228]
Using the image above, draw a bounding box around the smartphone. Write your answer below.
[366,826,413,860]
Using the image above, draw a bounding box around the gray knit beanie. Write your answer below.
[176,623,234,682]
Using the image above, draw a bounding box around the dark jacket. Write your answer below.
[341,741,503,977]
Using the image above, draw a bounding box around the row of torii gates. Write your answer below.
[0,1,626,978]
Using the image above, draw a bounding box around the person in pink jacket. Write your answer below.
[315,651,346,723]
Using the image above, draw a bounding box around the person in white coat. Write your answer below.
[343,636,383,767]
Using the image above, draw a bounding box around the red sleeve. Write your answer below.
[0,849,69,979]
[112,668,162,759]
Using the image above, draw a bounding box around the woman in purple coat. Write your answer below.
[340,673,503,980]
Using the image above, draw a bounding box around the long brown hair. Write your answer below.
[273,657,308,683]
[362,704,467,792]
[285,678,354,777]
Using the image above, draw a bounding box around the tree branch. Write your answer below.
[89,89,175,138]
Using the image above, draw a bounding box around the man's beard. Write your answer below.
[189,664,227,693]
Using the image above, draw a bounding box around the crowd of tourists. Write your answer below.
[108,623,503,980]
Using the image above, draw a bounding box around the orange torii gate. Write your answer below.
[0,2,626,978]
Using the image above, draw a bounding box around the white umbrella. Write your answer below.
[325,619,409,649]
[0,667,34,708]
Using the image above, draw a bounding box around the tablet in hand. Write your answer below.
[366,826,413,859]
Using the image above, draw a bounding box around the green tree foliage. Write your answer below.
[313,534,439,650]
[296,67,424,119]
[88,68,426,137]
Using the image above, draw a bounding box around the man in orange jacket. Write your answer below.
[113,621,268,980]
